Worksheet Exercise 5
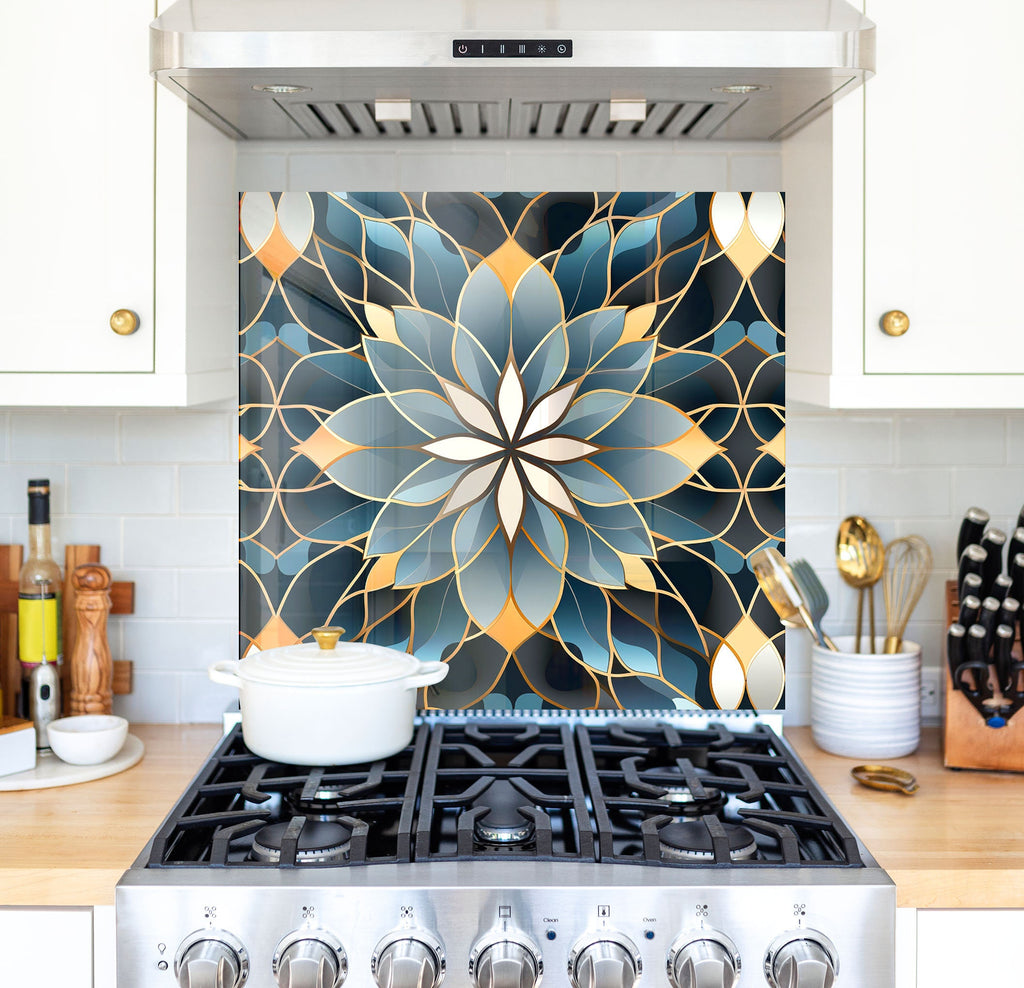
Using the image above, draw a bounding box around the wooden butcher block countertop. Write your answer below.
[0,725,1020,909]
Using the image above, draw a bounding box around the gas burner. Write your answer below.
[656,785,727,818]
[250,820,352,864]
[471,780,536,845]
[285,785,353,820]
[657,821,757,863]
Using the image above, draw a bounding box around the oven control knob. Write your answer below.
[764,931,838,988]
[175,930,249,988]
[568,934,642,988]
[372,932,446,988]
[470,934,543,988]
[668,932,740,988]
[273,932,347,988]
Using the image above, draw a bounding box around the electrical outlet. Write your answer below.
[920,667,942,720]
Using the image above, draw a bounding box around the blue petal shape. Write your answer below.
[511,265,565,370]
[456,262,511,361]
[658,195,700,254]
[326,393,430,448]
[552,577,612,672]
[647,504,716,543]
[555,460,630,506]
[611,217,658,286]
[712,541,747,575]
[394,514,459,586]
[454,497,500,568]
[577,339,656,396]
[409,573,471,662]
[388,390,466,439]
[454,326,501,401]
[323,196,364,248]
[521,498,567,570]
[553,221,612,320]
[648,349,719,391]
[339,192,412,221]
[241,541,277,575]
[562,516,626,586]
[364,218,411,286]
[565,309,626,378]
[278,323,311,354]
[364,337,444,397]
[591,394,692,447]
[520,324,569,404]
[304,350,377,393]
[511,537,563,627]
[393,308,459,383]
[611,605,660,675]
[457,529,510,631]
[366,501,445,555]
[559,390,632,440]
[327,448,432,502]
[392,458,467,504]
[577,502,655,557]
[711,320,746,354]
[410,220,470,321]
[307,501,380,543]
[320,243,369,301]
[747,320,782,354]
[278,541,311,577]
[590,449,693,501]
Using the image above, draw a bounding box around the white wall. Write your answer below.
[2,140,1002,724]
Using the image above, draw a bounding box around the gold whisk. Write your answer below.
[882,535,933,654]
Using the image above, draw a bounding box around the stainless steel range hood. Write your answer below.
[151,0,874,142]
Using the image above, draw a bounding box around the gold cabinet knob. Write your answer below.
[311,626,345,650]
[880,310,910,337]
[109,309,140,336]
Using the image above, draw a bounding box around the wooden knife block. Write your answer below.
[0,544,134,718]
[943,579,1024,771]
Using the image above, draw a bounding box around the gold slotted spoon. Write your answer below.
[836,516,885,653]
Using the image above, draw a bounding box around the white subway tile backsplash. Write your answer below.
[618,153,728,190]
[950,467,1024,521]
[123,619,237,671]
[181,465,238,515]
[784,468,840,517]
[784,521,843,570]
[124,517,236,568]
[113,670,181,724]
[0,464,68,514]
[179,568,238,620]
[898,413,1006,466]
[118,568,179,619]
[120,412,231,463]
[48,517,124,567]
[10,412,117,463]
[843,468,951,518]
[786,414,893,467]
[69,465,176,515]
[179,671,240,723]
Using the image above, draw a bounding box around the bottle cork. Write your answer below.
[69,564,113,715]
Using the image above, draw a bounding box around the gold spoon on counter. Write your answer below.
[836,516,886,653]
[751,547,839,651]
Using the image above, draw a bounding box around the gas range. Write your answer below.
[116,713,894,988]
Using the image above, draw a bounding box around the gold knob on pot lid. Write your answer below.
[880,310,910,336]
[311,626,345,650]
[109,308,140,336]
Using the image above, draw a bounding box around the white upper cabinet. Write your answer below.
[784,0,1024,407]
[0,0,236,406]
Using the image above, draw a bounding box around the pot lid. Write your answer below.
[238,627,424,687]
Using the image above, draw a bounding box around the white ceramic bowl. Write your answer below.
[47,715,128,765]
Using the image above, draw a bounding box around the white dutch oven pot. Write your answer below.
[208,627,448,765]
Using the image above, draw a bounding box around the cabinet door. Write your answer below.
[862,0,1024,375]
[0,0,154,374]
[0,907,94,987]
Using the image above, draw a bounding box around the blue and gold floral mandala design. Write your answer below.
[239,191,785,712]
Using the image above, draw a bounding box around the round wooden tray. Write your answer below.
[0,733,143,791]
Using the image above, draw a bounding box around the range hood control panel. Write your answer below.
[452,40,573,58]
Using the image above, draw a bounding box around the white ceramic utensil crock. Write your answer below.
[208,627,448,765]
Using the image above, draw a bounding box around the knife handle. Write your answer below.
[964,623,994,698]
[978,596,1002,651]
[998,596,1020,632]
[959,544,988,598]
[981,528,1008,589]
[995,623,1016,695]
[958,506,990,563]
[990,573,1014,603]
[1008,527,1024,571]
[1011,553,1024,605]
[947,623,967,689]
[958,594,982,628]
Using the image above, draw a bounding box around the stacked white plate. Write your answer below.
[810,635,921,759]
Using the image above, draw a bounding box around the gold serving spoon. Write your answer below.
[836,516,886,653]
[751,547,838,651]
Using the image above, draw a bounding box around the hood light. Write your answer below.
[252,84,311,94]
[713,84,771,95]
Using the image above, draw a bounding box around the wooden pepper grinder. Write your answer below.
[69,564,113,715]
